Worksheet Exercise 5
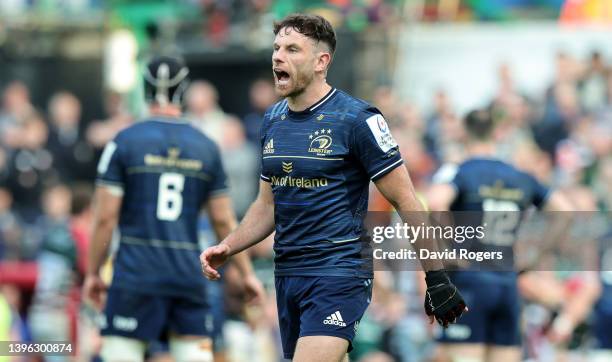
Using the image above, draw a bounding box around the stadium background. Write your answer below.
[0,0,611,361]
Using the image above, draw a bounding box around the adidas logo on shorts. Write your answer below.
[323,311,347,327]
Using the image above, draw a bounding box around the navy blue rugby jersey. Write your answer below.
[96,117,227,300]
[440,158,550,276]
[260,88,403,278]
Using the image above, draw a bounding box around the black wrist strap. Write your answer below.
[425,269,450,286]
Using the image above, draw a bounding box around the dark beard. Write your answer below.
[286,71,314,99]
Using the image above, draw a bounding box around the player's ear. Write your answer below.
[315,51,332,73]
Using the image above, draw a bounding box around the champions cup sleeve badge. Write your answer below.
[366,115,397,153]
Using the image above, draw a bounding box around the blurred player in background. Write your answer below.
[83,56,264,362]
[427,108,572,362]
[201,14,466,362]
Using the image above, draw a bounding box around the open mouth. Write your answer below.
[274,69,290,85]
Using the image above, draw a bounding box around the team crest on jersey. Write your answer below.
[308,128,333,155]
[263,138,275,154]
[282,162,293,173]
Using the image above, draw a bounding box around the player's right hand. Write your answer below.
[200,244,231,280]
[83,274,107,311]
[424,270,468,328]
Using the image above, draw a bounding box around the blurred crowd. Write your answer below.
[0,48,611,362]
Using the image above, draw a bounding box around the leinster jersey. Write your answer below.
[96,118,227,301]
[443,158,550,275]
[260,88,403,278]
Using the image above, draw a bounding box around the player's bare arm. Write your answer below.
[375,165,446,271]
[204,195,266,303]
[200,180,275,280]
[374,165,468,327]
[83,185,122,310]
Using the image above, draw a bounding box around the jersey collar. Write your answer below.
[287,87,337,117]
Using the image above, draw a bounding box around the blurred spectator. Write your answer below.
[243,0,276,50]
[0,187,23,261]
[219,117,259,219]
[86,91,133,150]
[243,78,277,144]
[69,183,93,277]
[186,80,228,145]
[351,271,407,361]
[578,51,609,114]
[28,185,77,360]
[201,1,231,47]
[0,81,34,126]
[0,81,36,150]
[46,91,96,182]
[536,52,583,158]
[68,183,102,361]
[513,141,554,185]
[5,113,57,221]
[494,63,518,105]
[423,89,456,164]
[536,81,579,158]
[223,262,277,362]
[373,86,400,125]
[492,94,537,162]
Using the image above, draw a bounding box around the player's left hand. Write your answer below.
[243,273,266,305]
[200,243,231,280]
[424,270,468,328]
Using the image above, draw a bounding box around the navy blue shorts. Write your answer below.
[275,276,373,360]
[101,288,212,341]
[437,272,520,346]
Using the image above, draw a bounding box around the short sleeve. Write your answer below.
[96,138,126,192]
[259,112,271,183]
[527,174,550,209]
[350,110,403,181]
[209,145,229,197]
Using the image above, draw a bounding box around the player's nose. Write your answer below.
[272,50,285,64]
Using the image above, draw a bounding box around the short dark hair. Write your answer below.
[70,182,93,216]
[273,14,336,55]
[464,109,494,140]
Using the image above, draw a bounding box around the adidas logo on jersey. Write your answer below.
[263,138,275,154]
[323,311,347,327]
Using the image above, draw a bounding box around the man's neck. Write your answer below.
[467,141,496,157]
[286,80,332,112]
[149,104,182,118]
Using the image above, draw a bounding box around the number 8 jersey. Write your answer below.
[96,118,227,301]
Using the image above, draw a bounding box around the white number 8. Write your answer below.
[157,173,185,221]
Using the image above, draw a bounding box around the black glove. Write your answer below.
[424,270,467,328]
